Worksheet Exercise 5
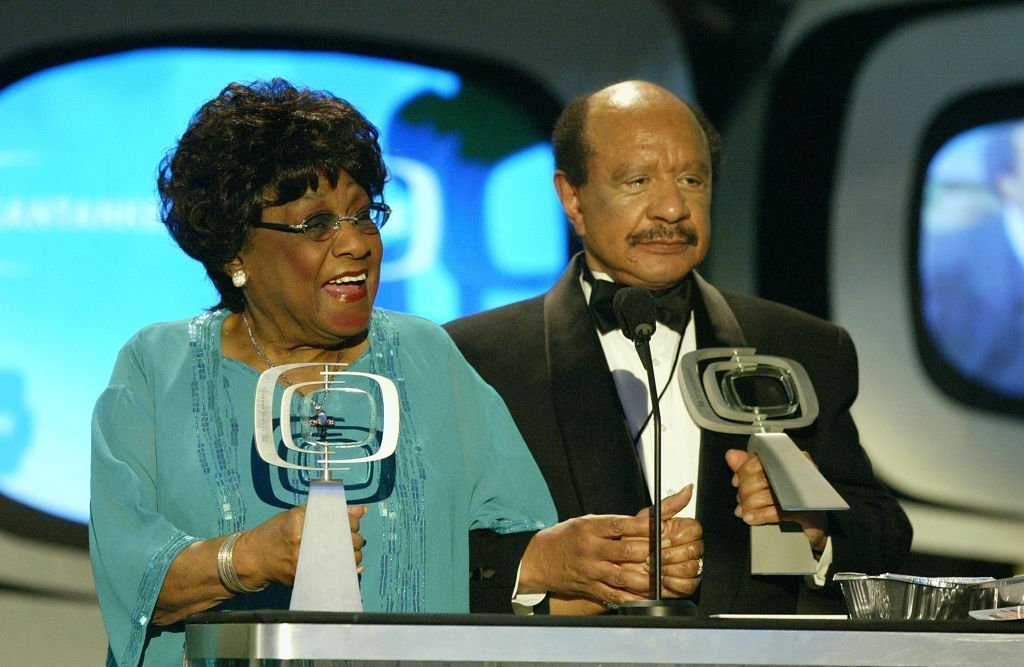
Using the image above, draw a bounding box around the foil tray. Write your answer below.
[834,572,1024,621]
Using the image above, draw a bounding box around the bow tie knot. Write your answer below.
[585,271,692,335]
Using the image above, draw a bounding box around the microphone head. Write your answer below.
[613,286,657,342]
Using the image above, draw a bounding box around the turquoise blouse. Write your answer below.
[89,309,557,666]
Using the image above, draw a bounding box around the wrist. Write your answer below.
[217,531,267,595]
[518,528,553,594]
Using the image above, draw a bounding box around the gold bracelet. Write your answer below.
[216,531,267,595]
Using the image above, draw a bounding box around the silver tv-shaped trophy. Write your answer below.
[679,348,848,575]
[253,363,399,611]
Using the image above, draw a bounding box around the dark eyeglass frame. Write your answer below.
[251,202,391,240]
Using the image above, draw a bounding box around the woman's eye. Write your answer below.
[303,212,337,237]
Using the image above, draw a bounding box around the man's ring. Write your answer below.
[602,600,619,610]
[695,556,704,577]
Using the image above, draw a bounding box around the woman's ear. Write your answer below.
[225,258,247,288]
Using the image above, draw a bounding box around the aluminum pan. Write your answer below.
[834,572,1024,621]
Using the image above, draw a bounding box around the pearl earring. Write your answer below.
[231,270,247,288]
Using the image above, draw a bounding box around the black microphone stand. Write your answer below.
[613,292,697,618]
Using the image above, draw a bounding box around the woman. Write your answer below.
[89,79,558,667]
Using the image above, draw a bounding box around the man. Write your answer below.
[450,80,912,615]
[922,120,1024,398]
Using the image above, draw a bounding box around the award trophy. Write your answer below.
[253,363,399,611]
[679,348,848,575]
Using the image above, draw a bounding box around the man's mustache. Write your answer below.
[628,226,699,245]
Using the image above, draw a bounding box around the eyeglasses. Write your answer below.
[251,203,391,241]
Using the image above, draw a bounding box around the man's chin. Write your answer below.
[656,247,704,272]
[628,259,700,289]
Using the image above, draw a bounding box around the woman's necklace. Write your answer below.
[240,311,344,373]
[241,311,276,369]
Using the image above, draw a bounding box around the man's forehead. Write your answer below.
[586,109,709,163]
[588,96,696,135]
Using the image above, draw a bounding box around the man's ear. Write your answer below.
[553,170,586,239]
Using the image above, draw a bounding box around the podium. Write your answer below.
[185,611,1024,666]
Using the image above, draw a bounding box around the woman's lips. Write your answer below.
[322,271,368,302]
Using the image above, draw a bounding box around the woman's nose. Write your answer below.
[329,221,374,258]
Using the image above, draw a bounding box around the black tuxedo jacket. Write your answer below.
[447,254,912,615]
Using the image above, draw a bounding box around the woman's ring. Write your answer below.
[695,556,704,577]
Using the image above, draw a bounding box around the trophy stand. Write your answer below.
[290,400,362,611]
[291,476,361,611]
[253,363,399,612]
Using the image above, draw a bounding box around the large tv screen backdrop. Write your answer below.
[0,47,567,526]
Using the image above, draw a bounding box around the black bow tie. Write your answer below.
[585,269,693,335]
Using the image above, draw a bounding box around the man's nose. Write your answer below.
[647,181,689,223]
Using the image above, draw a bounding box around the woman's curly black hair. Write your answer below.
[157,78,388,312]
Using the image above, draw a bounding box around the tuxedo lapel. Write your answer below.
[691,272,753,614]
[543,255,649,515]
[693,272,745,346]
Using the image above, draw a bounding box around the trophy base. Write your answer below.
[613,599,699,617]
[290,479,363,612]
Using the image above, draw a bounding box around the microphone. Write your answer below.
[611,287,697,617]
[613,287,657,345]
[612,287,665,611]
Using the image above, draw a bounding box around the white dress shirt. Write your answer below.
[581,271,701,516]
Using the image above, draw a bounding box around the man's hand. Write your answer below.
[519,485,703,609]
[632,485,703,598]
[725,449,828,552]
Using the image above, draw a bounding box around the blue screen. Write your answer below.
[919,118,1024,399]
[0,47,566,524]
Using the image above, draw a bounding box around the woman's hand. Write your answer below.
[234,505,307,587]
[153,502,367,625]
[238,503,368,586]
[350,504,367,570]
